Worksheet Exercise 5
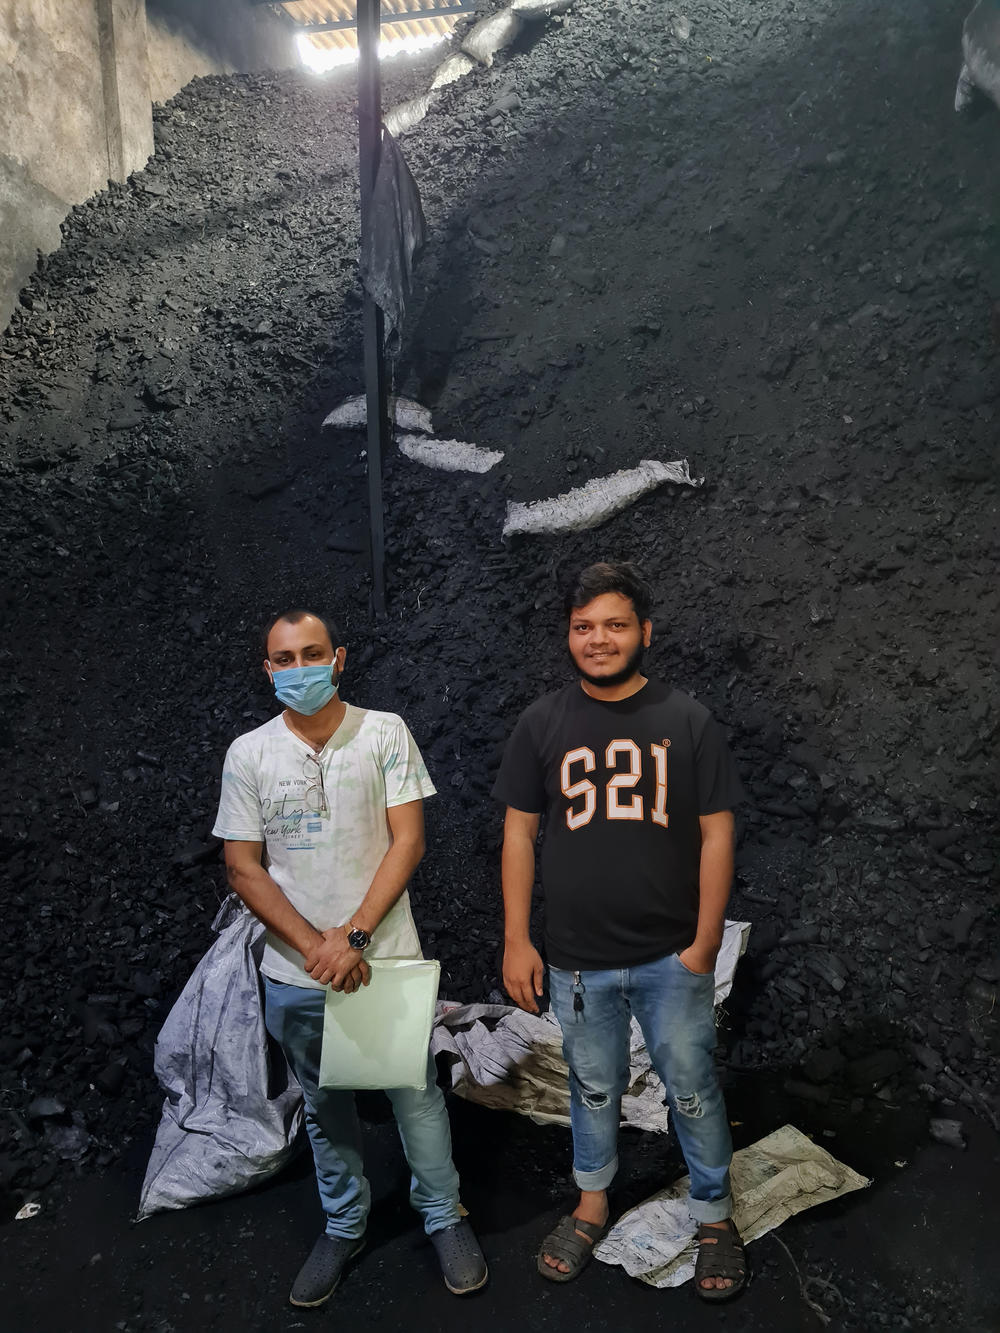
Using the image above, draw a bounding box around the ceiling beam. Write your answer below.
[297,3,475,31]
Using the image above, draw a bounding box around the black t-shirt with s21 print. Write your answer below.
[492,680,745,971]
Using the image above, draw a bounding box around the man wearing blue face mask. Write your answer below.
[213,609,487,1308]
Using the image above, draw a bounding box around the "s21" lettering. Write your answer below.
[560,740,670,829]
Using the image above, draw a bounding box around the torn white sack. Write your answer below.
[462,8,524,66]
[397,434,504,473]
[384,92,436,137]
[322,395,433,435]
[503,458,702,537]
[431,921,749,1130]
[430,52,477,90]
[594,1123,870,1287]
[954,2,1000,112]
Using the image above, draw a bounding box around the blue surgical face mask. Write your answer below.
[269,663,339,716]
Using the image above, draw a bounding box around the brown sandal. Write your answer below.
[694,1220,748,1302]
[536,1214,609,1283]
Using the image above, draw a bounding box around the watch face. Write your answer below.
[348,928,369,950]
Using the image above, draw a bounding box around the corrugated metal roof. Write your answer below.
[275,0,474,52]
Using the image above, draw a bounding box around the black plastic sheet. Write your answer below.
[360,128,427,354]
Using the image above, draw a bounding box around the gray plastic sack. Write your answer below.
[137,895,303,1219]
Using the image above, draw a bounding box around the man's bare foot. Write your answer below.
[542,1190,609,1274]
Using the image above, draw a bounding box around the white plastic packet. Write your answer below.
[320,958,441,1091]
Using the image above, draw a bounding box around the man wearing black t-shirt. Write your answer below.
[493,561,747,1301]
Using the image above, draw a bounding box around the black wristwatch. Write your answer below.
[346,921,371,951]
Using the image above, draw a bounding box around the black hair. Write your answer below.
[262,609,343,658]
[563,562,653,623]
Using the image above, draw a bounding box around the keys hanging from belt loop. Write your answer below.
[572,970,585,1014]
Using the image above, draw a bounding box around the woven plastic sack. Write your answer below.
[137,895,303,1218]
[430,52,476,90]
[462,8,524,66]
[954,1,1000,112]
[384,92,435,136]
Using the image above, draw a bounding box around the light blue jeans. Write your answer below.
[264,978,462,1239]
[548,952,733,1223]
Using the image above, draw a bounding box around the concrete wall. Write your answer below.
[146,16,234,105]
[146,0,297,105]
[100,0,158,182]
[0,0,296,331]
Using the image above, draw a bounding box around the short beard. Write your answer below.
[573,641,646,689]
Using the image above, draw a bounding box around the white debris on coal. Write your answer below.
[397,434,504,473]
[462,8,525,67]
[392,398,433,433]
[594,1124,869,1288]
[503,458,702,537]
[384,92,437,137]
[323,398,501,472]
[430,52,477,90]
[954,1,1000,111]
[322,395,433,435]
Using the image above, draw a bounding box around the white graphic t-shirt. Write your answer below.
[212,705,436,989]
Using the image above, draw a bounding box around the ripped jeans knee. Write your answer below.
[571,1068,624,1113]
[672,1088,705,1119]
[579,1086,613,1111]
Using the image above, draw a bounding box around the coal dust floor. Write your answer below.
[3,1092,999,1333]
[0,0,998,1327]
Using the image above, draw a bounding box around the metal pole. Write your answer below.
[357,0,388,618]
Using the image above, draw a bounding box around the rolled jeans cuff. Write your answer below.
[572,1153,619,1193]
[688,1193,733,1224]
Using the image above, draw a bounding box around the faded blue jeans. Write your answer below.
[264,978,462,1239]
[548,952,733,1223]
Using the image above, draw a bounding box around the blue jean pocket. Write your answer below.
[674,952,714,978]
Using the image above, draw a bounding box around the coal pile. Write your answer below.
[0,0,997,1247]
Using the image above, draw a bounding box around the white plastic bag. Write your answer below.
[137,896,303,1218]
[320,958,440,1090]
